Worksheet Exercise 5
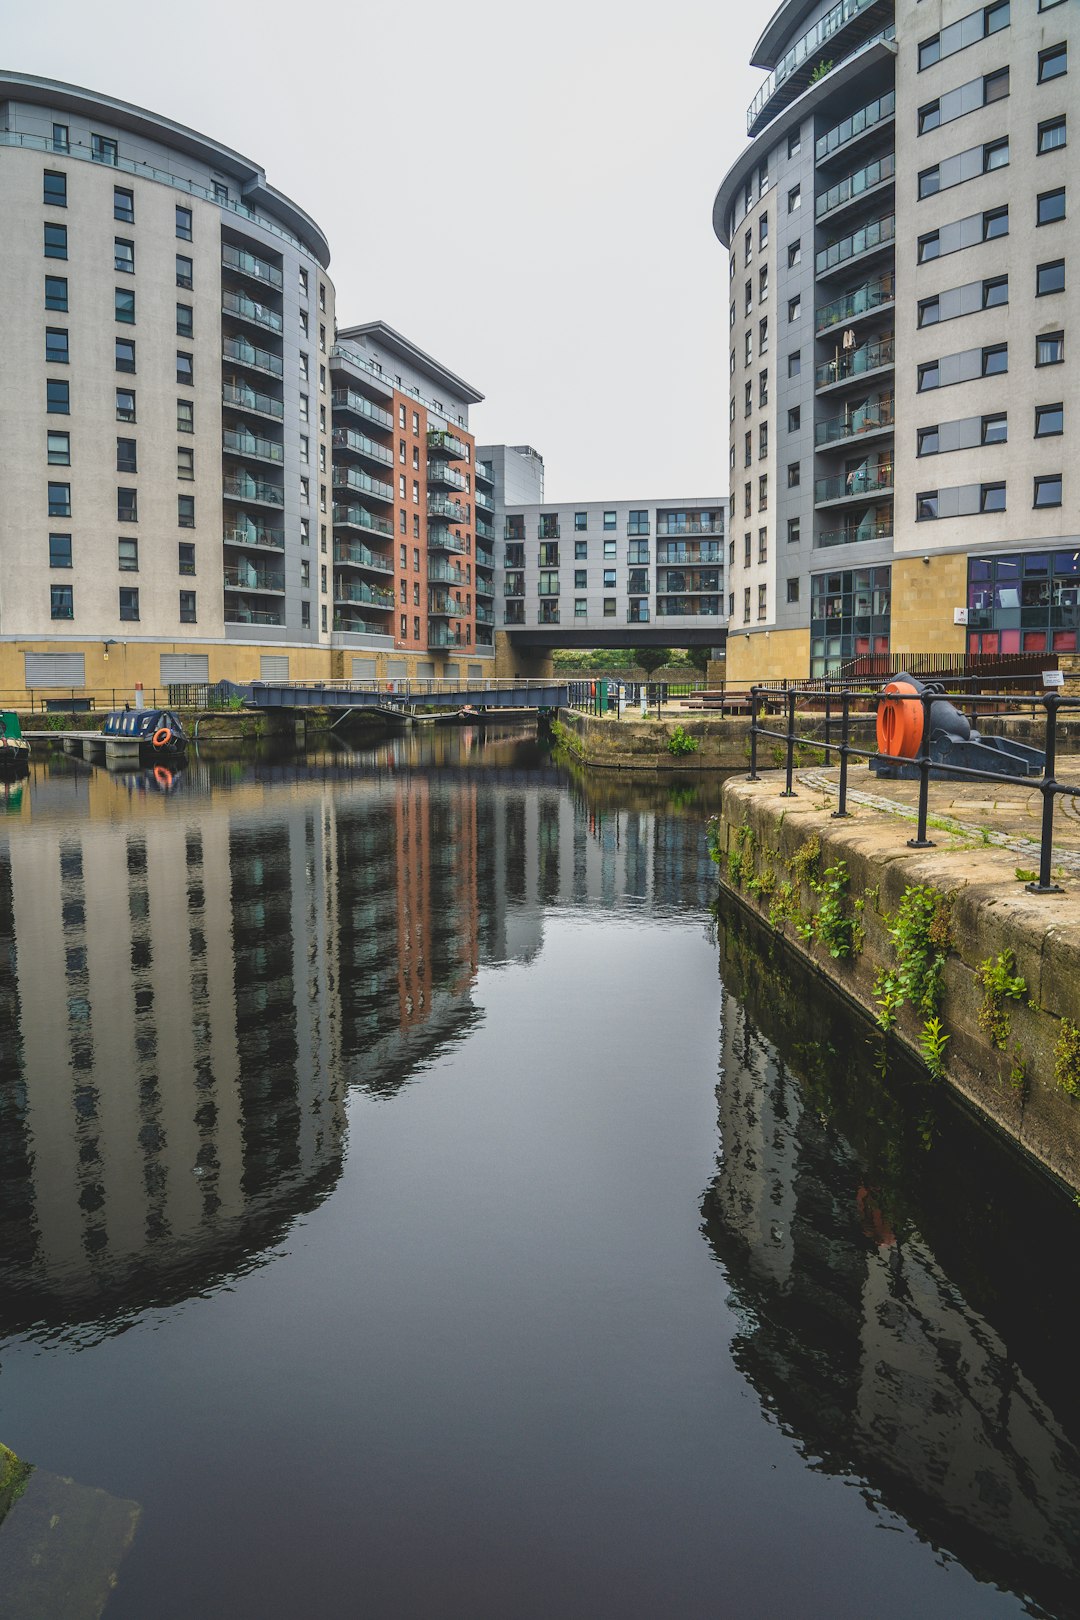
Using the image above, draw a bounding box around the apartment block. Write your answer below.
[713,0,1078,683]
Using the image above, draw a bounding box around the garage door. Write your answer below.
[444,663,460,683]
[386,660,408,679]
[160,654,209,683]
[260,655,289,681]
[416,662,436,681]
[350,657,377,682]
[24,651,86,687]
[468,664,484,681]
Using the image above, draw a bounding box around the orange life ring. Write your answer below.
[152,727,172,749]
[154,765,173,788]
[876,678,923,759]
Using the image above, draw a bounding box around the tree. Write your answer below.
[686,645,711,674]
[635,647,672,676]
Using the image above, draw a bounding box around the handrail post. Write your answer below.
[780,688,797,797]
[747,684,760,781]
[1027,692,1064,894]
[832,691,851,818]
[907,687,935,848]
[823,676,832,762]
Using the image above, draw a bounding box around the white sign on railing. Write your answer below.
[1042,670,1065,688]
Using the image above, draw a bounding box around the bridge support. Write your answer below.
[494,633,553,681]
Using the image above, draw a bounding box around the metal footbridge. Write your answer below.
[220,678,569,715]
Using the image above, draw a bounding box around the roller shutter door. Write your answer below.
[468,664,484,680]
[24,652,86,687]
[416,661,436,680]
[259,655,289,681]
[350,657,377,682]
[159,654,209,683]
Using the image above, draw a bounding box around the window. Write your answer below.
[117,488,137,522]
[118,537,138,572]
[985,67,1009,101]
[1038,116,1066,155]
[178,544,198,577]
[983,344,1008,376]
[788,184,801,213]
[45,327,69,364]
[787,462,800,488]
[744,432,753,469]
[115,288,135,323]
[177,399,194,434]
[981,482,1006,511]
[1034,475,1062,507]
[920,101,941,134]
[91,133,118,165]
[787,350,801,379]
[759,266,768,303]
[757,583,767,620]
[788,241,801,269]
[1037,331,1064,366]
[744,532,752,567]
[574,569,587,589]
[574,541,588,559]
[116,437,137,473]
[788,296,801,323]
[48,482,71,517]
[176,303,193,338]
[742,588,751,624]
[176,206,193,241]
[1035,403,1063,437]
[174,254,194,292]
[983,276,1008,307]
[758,474,768,511]
[51,124,69,153]
[602,598,616,618]
[788,406,800,432]
[744,484,752,518]
[983,206,1009,239]
[758,528,768,563]
[918,297,939,328]
[759,317,768,354]
[919,167,941,199]
[918,231,940,263]
[176,352,193,387]
[49,533,72,569]
[759,213,768,247]
[114,237,134,273]
[51,584,73,619]
[109,184,135,223]
[43,170,67,207]
[116,388,136,422]
[115,338,135,373]
[574,599,588,619]
[47,430,70,465]
[759,423,769,459]
[574,511,588,531]
[759,371,768,407]
[919,360,940,392]
[603,540,617,560]
[47,379,70,414]
[213,180,228,204]
[44,222,67,259]
[1039,44,1067,83]
[1037,260,1065,296]
[178,495,195,528]
[44,275,68,310]
[918,426,940,456]
[788,517,802,546]
[744,229,752,266]
[982,414,1007,444]
[788,127,801,157]
[603,511,616,531]
[786,578,800,604]
[985,138,1009,171]
[179,592,197,623]
[119,588,140,621]
[602,568,617,589]
[177,447,194,481]
[917,492,938,521]
[745,331,753,366]
[1037,188,1066,225]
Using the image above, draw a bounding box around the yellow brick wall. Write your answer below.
[889,556,967,657]
[724,629,809,685]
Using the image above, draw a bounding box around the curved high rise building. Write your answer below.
[714,1,1077,682]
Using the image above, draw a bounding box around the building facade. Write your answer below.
[714,0,1077,682]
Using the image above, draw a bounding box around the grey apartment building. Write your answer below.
[714,0,1078,685]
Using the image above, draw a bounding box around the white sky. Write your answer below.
[5,0,772,499]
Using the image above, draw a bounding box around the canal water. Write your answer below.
[1,727,1078,1620]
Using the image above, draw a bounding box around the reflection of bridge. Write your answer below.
[225,678,569,714]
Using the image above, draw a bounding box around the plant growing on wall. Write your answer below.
[809,58,833,83]
[976,949,1028,1050]
[668,725,699,757]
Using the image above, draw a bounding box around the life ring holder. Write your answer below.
[876,677,924,759]
[152,726,172,749]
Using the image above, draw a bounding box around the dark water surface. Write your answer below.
[1,728,1079,1619]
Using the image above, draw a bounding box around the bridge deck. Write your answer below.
[234,680,569,712]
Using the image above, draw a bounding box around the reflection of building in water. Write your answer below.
[704,993,1080,1615]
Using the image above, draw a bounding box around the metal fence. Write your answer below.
[746,683,1080,896]
[565,680,703,717]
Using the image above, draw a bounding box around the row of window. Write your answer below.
[43,166,194,237]
[49,584,196,623]
[43,328,194,384]
[916,405,1063,455]
[916,476,1063,518]
[917,260,1067,326]
[45,483,197,526]
[918,117,1065,203]
[43,225,189,267]
[48,535,198,574]
[44,431,197,478]
[918,333,1064,391]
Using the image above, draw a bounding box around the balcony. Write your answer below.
[815,395,894,447]
[537,605,560,625]
[816,213,895,278]
[334,467,394,504]
[427,525,466,555]
[475,461,494,487]
[657,571,723,594]
[225,520,285,551]
[223,474,284,507]
[334,581,394,609]
[537,521,559,539]
[223,336,283,378]
[224,607,283,626]
[475,576,495,598]
[428,625,468,649]
[626,548,650,564]
[816,89,895,164]
[428,560,468,587]
[537,582,560,598]
[656,598,723,617]
[223,428,283,464]
[223,565,285,593]
[332,388,394,432]
[428,591,466,618]
[656,519,722,536]
[475,545,495,571]
[816,516,894,548]
[475,487,494,512]
[504,605,525,625]
[627,606,651,624]
[222,242,283,289]
[475,518,495,542]
[333,504,393,537]
[427,461,468,492]
[475,603,495,625]
[223,382,284,420]
[816,336,894,391]
[504,525,526,543]
[816,152,895,222]
[332,427,393,468]
[657,541,721,564]
[815,273,895,335]
[504,545,525,567]
[428,495,468,524]
[222,289,283,334]
[427,428,467,460]
[815,463,894,506]
[747,0,891,135]
[335,541,393,574]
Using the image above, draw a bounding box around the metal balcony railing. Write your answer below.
[816,89,895,163]
[333,427,393,466]
[334,542,393,573]
[222,289,283,333]
[332,388,394,431]
[221,242,283,288]
[816,396,894,446]
[816,152,895,219]
[815,464,894,502]
[223,382,284,419]
[815,273,895,333]
[816,337,895,389]
[816,213,895,277]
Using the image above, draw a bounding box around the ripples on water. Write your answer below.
[0,727,1078,1620]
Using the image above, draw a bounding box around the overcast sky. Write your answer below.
[6,0,771,500]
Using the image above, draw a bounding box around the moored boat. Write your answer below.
[101,707,188,760]
[0,711,31,776]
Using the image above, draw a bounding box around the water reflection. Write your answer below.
[706,902,1080,1619]
[0,730,716,1345]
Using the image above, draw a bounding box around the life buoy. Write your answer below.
[876,677,923,759]
[152,727,172,749]
[154,765,173,789]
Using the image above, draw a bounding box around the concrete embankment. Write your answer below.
[556,708,748,771]
[714,776,1080,1193]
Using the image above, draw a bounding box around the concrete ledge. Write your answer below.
[716,777,1080,1192]
[556,708,749,771]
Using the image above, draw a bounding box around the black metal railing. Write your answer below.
[746,683,1080,895]
[566,680,703,717]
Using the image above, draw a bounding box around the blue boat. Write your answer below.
[101,707,188,760]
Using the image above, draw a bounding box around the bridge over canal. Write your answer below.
[222,678,571,715]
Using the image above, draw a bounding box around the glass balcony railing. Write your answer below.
[815,464,894,502]
[332,388,394,431]
[224,522,285,550]
[475,603,495,625]
[816,152,895,219]
[222,289,283,333]
[427,526,466,554]
[223,382,284,419]
[427,561,468,587]
[426,462,468,491]
[223,429,283,463]
[815,273,895,333]
[222,243,283,289]
[816,213,895,276]
[815,396,894,446]
[816,517,894,547]
[334,542,393,574]
[429,496,468,523]
[333,504,393,537]
[626,606,651,624]
[223,475,284,506]
[224,607,283,626]
[537,606,560,625]
[746,0,887,133]
[428,625,468,649]
[475,518,495,542]
[816,336,895,388]
[475,488,494,512]
[816,89,896,162]
[334,468,394,502]
[428,592,466,618]
[427,429,468,459]
[334,581,394,609]
[475,461,495,486]
[223,565,285,593]
[657,541,722,564]
[332,427,393,466]
[475,576,495,597]
[656,520,722,536]
[223,336,284,377]
[475,546,495,570]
